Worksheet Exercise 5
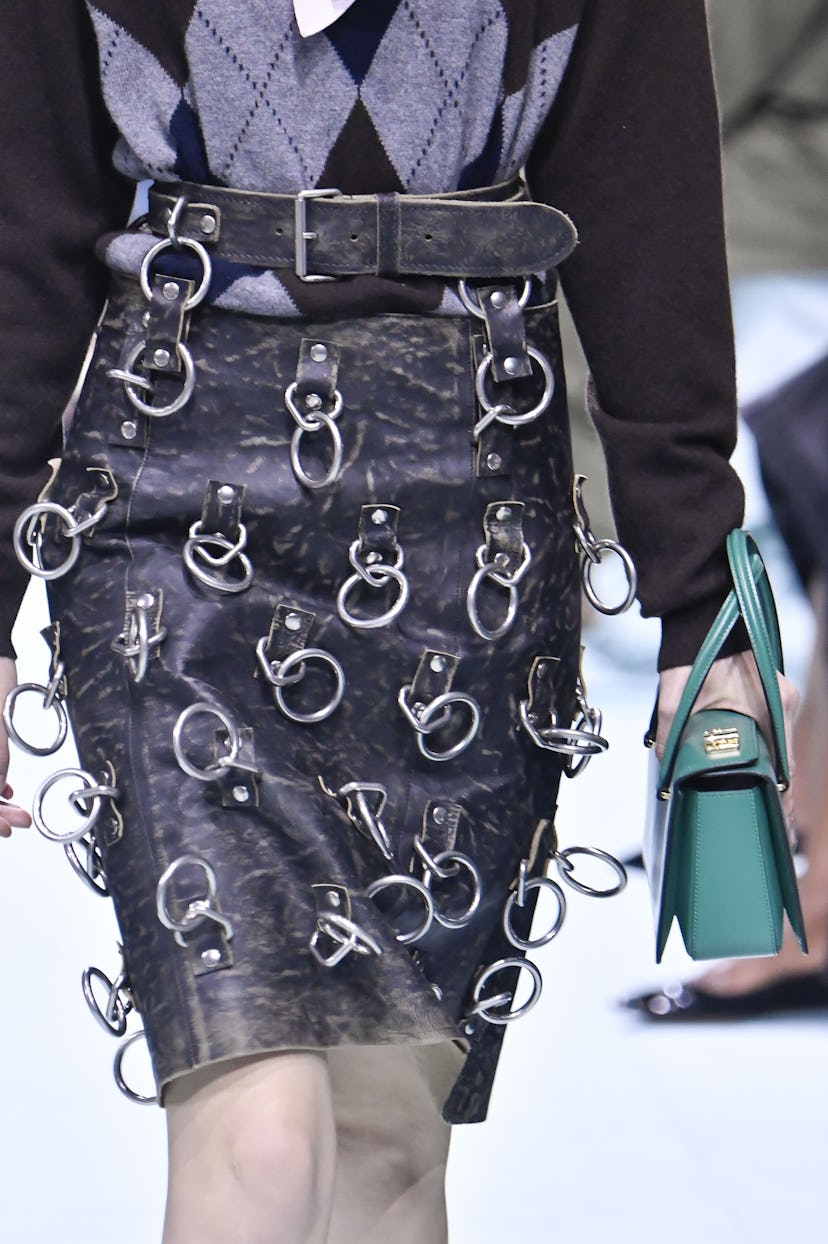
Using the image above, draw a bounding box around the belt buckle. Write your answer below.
[295,187,341,282]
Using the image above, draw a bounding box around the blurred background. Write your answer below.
[1,2,826,1239]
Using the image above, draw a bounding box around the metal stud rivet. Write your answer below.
[121,420,138,441]
[152,348,171,368]
[217,484,235,505]
[494,552,510,570]
[504,357,520,376]
[232,785,250,804]
[141,311,151,327]
[432,806,448,825]
[495,506,512,521]
[200,213,217,236]
[489,291,506,309]
[326,890,341,907]
[136,593,155,609]
[284,612,302,632]
[201,948,222,966]
[162,281,180,302]
[429,655,447,673]
[305,393,323,410]
[371,509,388,525]
[366,550,382,564]
[536,663,547,677]
[486,452,503,471]
[309,344,328,363]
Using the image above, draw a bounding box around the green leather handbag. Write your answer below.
[644,530,806,962]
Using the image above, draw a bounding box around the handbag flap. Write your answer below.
[671,710,761,785]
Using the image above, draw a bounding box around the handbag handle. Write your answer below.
[657,530,789,795]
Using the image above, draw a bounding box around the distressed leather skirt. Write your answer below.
[28,271,583,1124]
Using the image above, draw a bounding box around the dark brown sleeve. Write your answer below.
[0,0,134,657]
[526,0,745,669]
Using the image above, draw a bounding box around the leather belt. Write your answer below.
[146,179,577,281]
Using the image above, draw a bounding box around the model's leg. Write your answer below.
[326,1042,463,1244]
[163,1051,336,1244]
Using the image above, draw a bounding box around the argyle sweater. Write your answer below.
[0,0,744,668]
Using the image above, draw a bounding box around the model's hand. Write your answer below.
[0,656,33,837]
[656,652,799,833]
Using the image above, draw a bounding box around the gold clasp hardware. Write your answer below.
[703,727,740,755]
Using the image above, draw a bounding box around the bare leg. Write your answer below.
[326,1041,464,1244]
[163,1051,336,1244]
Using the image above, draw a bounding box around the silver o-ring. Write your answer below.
[466,564,519,641]
[289,411,344,490]
[64,836,109,896]
[554,846,628,897]
[336,564,410,629]
[82,967,131,1037]
[139,235,212,308]
[273,647,345,724]
[422,851,483,928]
[172,703,241,781]
[416,691,481,762]
[470,957,543,1025]
[183,531,254,594]
[3,682,68,756]
[365,874,435,945]
[13,502,83,580]
[122,339,196,418]
[475,345,554,424]
[114,1031,158,1105]
[33,768,106,843]
[503,876,567,949]
[156,854,219,933]
[581,538,638,615]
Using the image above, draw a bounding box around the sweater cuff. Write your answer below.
[658,594,749,672]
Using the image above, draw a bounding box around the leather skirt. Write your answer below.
[34,273,581,1124]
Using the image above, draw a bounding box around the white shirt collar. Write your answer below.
[294,0,359,38]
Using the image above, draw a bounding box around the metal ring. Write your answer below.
[172,703,241,781]
[475,345,554,424]
[3,682,68,756]
[114,1031,159,1105]
[554,847,628,897]
[365,874,435,945]
[518,699,609,760]
[457,278,531,319]
[469,957,543,1025]
[156,853,222,935]
[183,530,254,594]
[580,538,638,615]
[310,912,384,966]
[82,967,132,1037]
[289,410,344,490]
[13,502,83,580]
[503,876,566,949]
[466,564,519,641]
[33,768,107,843]
[271,647,346,724]
[414,692,481,763]
[284,382,344,430]
[64,835,109,896]
[121,339,196,418]
[421,851,482,929]
[139,235,212,309]
[336,563,410,630]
